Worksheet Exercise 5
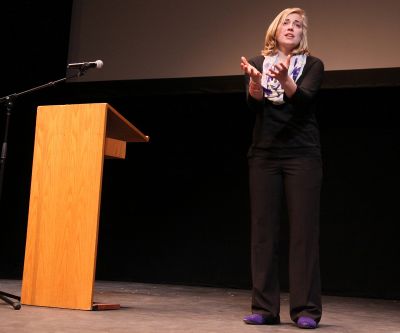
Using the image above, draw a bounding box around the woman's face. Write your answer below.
[276,13,303,52]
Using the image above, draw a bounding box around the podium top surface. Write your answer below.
[37,103,149,143]
[104,103,149,143]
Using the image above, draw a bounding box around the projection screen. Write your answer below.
[68,0,400,82]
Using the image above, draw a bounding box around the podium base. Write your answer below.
[92,302,121,311]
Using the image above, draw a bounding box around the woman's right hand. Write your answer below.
[240,56,262,83]
[241,56,263,100]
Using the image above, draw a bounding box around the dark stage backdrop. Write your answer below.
[0,1,399,300]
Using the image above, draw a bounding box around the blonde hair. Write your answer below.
[262,8,309,56]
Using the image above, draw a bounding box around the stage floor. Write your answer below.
[0,279,399,332]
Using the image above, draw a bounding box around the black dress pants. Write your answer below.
[248,156,322,323]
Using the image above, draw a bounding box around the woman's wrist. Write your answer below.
[279,76,297,98]
[249,79,263,100]
[250,77,262,86]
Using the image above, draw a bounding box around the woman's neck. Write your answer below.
[277,49,292,60]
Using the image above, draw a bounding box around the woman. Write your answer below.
[240,8,324,329]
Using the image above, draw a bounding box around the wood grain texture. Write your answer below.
[21,103,108,310]
[104,138,126,159]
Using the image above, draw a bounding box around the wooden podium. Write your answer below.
[21,103,149,310]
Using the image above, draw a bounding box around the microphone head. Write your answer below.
[95,60,104,69]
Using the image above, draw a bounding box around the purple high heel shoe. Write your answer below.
[243,313,280,325]
[297,316,317,329]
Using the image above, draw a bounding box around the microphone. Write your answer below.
[67,60,103,70]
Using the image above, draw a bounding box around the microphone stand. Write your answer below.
[0,67,90,310]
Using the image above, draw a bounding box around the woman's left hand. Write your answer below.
[267,54,297,98]
[267,54,291,83]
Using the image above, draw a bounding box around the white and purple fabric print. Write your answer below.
[261,54,307,105]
